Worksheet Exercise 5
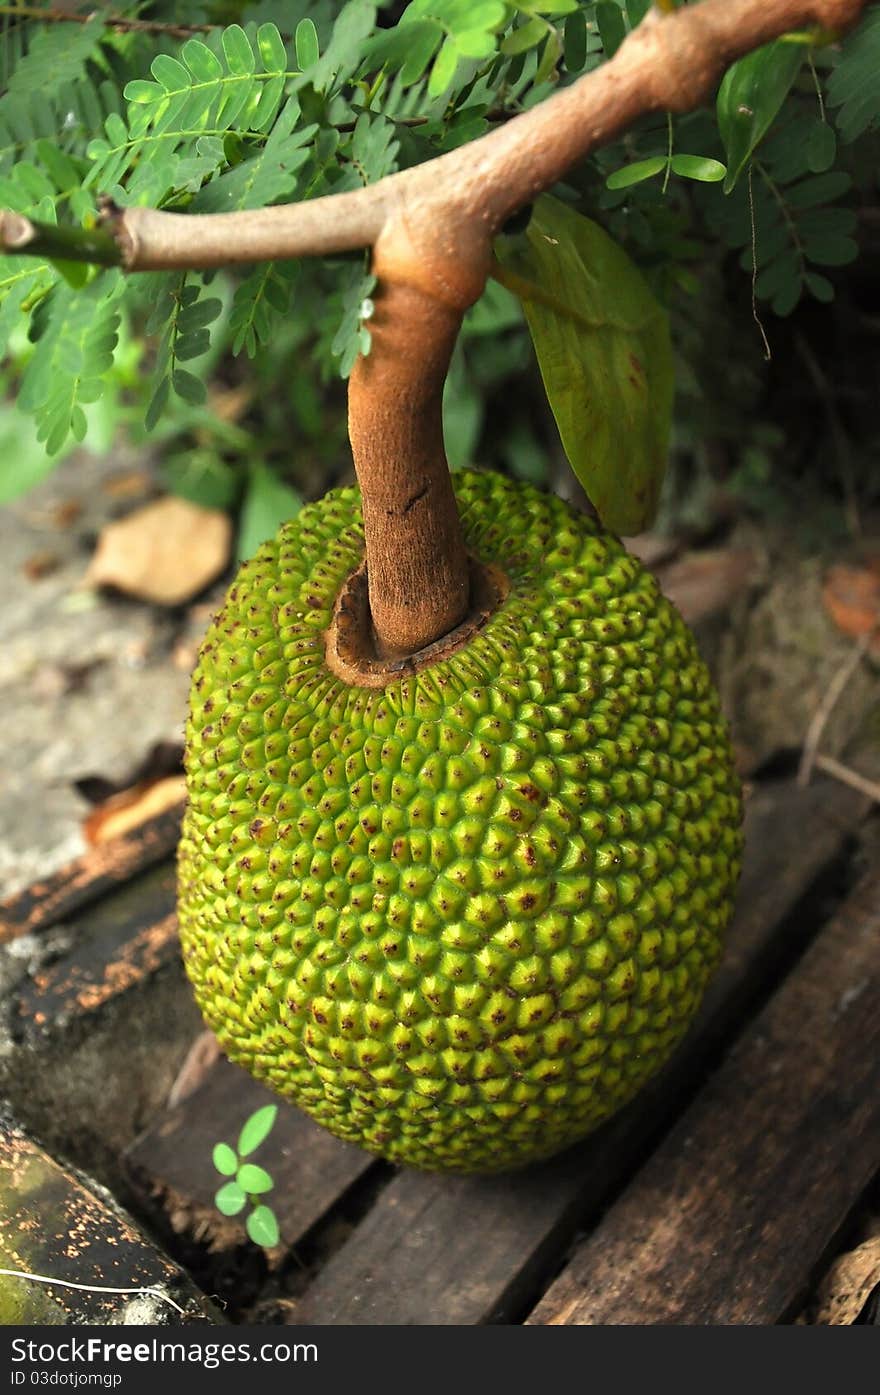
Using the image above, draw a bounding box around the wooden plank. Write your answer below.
[290,775,869,1325]
[15,860,178,1038]
[125,1057,377,1262]
[0,800,184,942]
[0,1112,216,1324]
[528,866,880,1325]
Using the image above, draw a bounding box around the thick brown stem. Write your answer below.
[346,218,492,657]
[348,281,467,657]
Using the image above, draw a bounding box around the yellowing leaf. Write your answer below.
[494,195,673,535]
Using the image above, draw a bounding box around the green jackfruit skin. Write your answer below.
[178,469,742,1173]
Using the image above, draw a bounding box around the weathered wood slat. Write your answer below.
[528,865,880,1325]
[0,801,185,942]
[0,860,203,1186]
[15,861,178,1037]
[0,1112,215,1324]
[125,1057,377,1260]
[290,776,868,1324]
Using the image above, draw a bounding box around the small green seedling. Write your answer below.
[212,1104,280,1250]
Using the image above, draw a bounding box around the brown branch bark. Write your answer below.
[101,0,867,274]
[0,6,212,39]
[0,0,869,660]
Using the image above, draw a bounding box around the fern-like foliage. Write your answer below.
[0,0,877,463]
[18,272,123,454]
[826,1,880,141]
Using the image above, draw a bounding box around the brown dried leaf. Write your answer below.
[102,468,154,499]
[822,563,880,654]
[85,496,231,606]
[83,774,187,846]
[22,551,59,581]
[655,548,758,625]
[810,1236,880,1325]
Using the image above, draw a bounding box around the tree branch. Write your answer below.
[2,0,858,276]
[0,0,869,662]
[0,6,212,39]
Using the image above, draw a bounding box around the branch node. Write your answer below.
[0,211,35,252]
[97,196,136,270]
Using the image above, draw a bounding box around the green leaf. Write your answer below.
[805,271,834,303]
[625,0,650,26]
[669,154,726,182]
[826,7,880,142]
[801,234,858,266]
[495,194,673,535]
[49,259,91,290]
[563,11,588,72]
[215,1181,247,1216]
[596,3,626,57]
[162,450,240,511]
[428,38,459,98]
[295,18,320,71]
[258,23,289,73]
[236,1163,274,1195]
[236,1103,279,1156]
[246,1205,280,1249]
[606,156,666,190]
[180,40,223,84]
[400,23,442,86]
[0,405,68,504]
[806,119,837,172]
[238,465,301,560]
[785,171,850,209]
[502,19,546,57]
[717,40,804,192]
[222,25,256,78]
[171,367,206,405]
[212,1143,238,1176]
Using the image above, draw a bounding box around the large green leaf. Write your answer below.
[717,40,804,192]
[494,195,673,535]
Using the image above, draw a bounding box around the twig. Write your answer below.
[813,753,880,804]
[0,5,212,39]
[798,630,873,786]
[0,0,868,272]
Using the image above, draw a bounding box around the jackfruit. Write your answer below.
[178,470,741,1172]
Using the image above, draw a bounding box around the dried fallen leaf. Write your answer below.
[50,499,82,529]
[102,468,154,499]
[822,563,880,655]
[82,774,187,846]
[655,548,758,626]
[809,1236,880,1325]
[85,496,231,606]
[22,551,59,581]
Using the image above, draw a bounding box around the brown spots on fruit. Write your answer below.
[523,845,537,868]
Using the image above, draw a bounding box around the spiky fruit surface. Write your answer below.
[179,470,742,1173]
